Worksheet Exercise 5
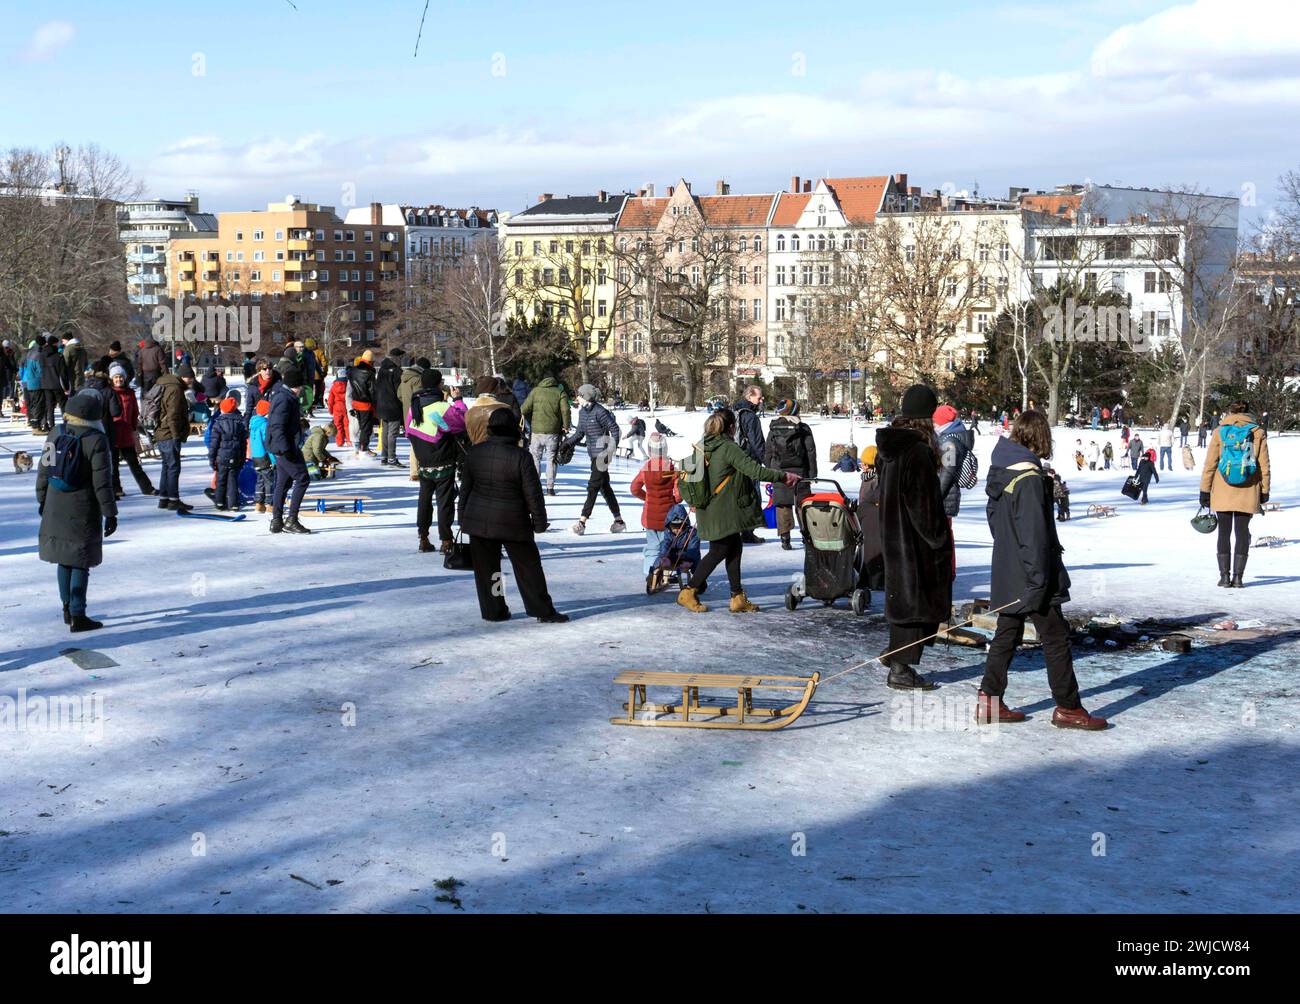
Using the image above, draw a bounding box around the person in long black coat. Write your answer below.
[459,406,567,624]
[36,391,118,632]
[874,385,952,691]
[373,354,405,465]
[763,399,817,549]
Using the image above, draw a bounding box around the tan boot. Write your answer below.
[677,587,708,613]
[256,502,267,513]
[729,591,760,613]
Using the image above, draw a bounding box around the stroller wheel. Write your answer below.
[822,599,834,608]
[784,585,799,611]
[851,589,869,617]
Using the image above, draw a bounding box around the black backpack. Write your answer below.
[44,425,90,492]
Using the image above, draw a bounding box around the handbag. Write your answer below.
[443,531,474,570]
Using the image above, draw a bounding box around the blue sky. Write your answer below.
[2,0,1297,222]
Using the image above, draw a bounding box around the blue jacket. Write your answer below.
[563,401,620,459]
[265,383,303,457]
[21,348,41,390]
[249,413,274,465]
[208,409,248,467]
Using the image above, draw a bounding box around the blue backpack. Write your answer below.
[45,426,89,492]
[1217,424,1258,486]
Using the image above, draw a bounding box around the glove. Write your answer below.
[38,502,44,517]
[536,521,550,534]
[104,516,117,538]
[1260,492,1269,504]
[783,472,801,488]
[1199,491,1210,508]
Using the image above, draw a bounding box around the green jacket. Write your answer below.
[398,366,424,421]
[303,426,333,465]
[521,377,570,435]
[692,434,786,541]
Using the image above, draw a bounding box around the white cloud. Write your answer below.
[24,21,75,62]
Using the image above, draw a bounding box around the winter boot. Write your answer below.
[975,693,1026,724]
[676,587,708,613]
[440,539,454,555]
[779,533,792,550]
[1230,551,1248,588]
[173,499,194,513]
[571,518,587,536]
[62,603,71,625]
[885,661,937,691]
[1051,705,1108,730]
[537,611,570,624]
[741,530,764,544]
[269,516,284,534]
[729,591,760,613]
[69,613,104,633]
[283,518,312,534]
[418,533,435,553]
[610,518,626,533]
[158,498,171,510]
[256,502,268,514]
[1217,552,1231,587]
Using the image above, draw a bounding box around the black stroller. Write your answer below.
[784,479,870,616]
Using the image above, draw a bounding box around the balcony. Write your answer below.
[202,271,220,282]
[179,280,196,293]
[285,280,319,293]
[287,238,314,252]
[128,293,161,306]
[286,299,321,312]
[129,272,165,285]
[379,241,395,252]
[177,259,196,273]
[127,250,164,264]
[284,259,313,271]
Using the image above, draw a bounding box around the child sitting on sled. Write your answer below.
[647,502,702,595]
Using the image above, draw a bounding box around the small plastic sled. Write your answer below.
[610,670,819,730]
[177,510,246,522]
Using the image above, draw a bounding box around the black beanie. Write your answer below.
[64,391,102,423]
[282,366,305,389]
[175,363,195,379]
[487,406,518,437]
[900,384,938,419]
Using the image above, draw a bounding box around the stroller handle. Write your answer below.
[795,477,852,505]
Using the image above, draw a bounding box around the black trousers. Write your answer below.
[1216,511,1252,557]
[112,446,154,495]
[28,388,48,428]
[581,456,621,519]
[980,605,1082,709]
[417,474,457,541]
[688,533,743,595]
[272,452,310,519]
[468,536,556,619]
[355,410,375,451]
[216,457,242,509]
[887,622,939,667]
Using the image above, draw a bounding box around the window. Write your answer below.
[514,241,523,256]
[790,234,800,251]
[365,309,374,321]
[775,265,786,286]
[946,277,958,297]
[597,268,607,285]
[351,270,360,281]
[235,230,243,241]
[751,266,761,285]
[976,312,990,335]
[335,250,344,262]
[344,230,355,242]
[272,270,281,282]
[346,250,356,262]
[275,229,284,241]
[514,269,523,287]
[565,240,574,253]
[236,251,244,262]
[754,236,762,252]
[364,231,373,243]
[737,301,748,321]
[800,264,813,285]
[253,230,264,241]
[250,270,261,282]
[365,271,374,282]
[319,270,329,282]
[818,264,830,285]
[597,300,607,317]
[978,243,990,262]
[276,251,285,261]
[253,251,265,262]
[776,234,786,251]
[334,230,343,242]
[775,299,786,321]
[752,299,762,321]
[225,251,234,262]
[1144,271,1157,293]
[364,251,374,262]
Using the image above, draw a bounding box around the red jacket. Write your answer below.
[110,387,140,449]
[631,457,681,530]
[328,378,348,416]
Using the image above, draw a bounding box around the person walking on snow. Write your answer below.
[521,374,570,495]
[564,384,625,535]
[1199,400,1271,588]
[1133,448,1159,504]
[732,384,768,544]
[976,410,1107,730]
[764,399,817,550]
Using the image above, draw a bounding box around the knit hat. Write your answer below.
[776,398,798,417]
[109,340,121,352]
[360,349,374,363]
[900,384,938,419]
[282,366,304,388]
[416,357,432,370]
[219,397,238,413]
[932,404,958,427]
[647,431,666,454]
[487,406,518,438]
[256,400,271,416]
[860,444,878,466]
[577,383,599,403]
[64,391,102,423]
[476,375,498,395]
[176,363,195,379]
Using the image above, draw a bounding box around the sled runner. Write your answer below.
[1256,535,1288,548]
[177,510,247,522]
[610,670,819,730]
[1086,503,1117,518]
[303,494,373,517]
[1262,501,1282,512]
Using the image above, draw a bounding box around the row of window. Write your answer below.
[233,228,396,243]
[407,237,467,256]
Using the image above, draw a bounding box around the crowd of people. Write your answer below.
[13,339,1279,731]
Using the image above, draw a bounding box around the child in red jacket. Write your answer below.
[327,377,350,447]
[630,433,681,579]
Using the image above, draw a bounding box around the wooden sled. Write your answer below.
[301,494,373,517]
[610,670,819,730]
[1087,503,1117,518]
[1256,535,1287,548]
[1262,501,1282,512]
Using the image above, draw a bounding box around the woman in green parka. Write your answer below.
[678,407,799,613]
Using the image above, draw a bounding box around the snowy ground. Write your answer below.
[1,391,1297,913]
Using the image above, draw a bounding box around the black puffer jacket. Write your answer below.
[764,417,817,506]
[985,437,1071,616]
[348,360,376,405]
[875,425,952,625]
[936,419,973,517]
[36,418,117,568]
[459,435,549,542]
[374,358,404,421]
[732,398,765,462]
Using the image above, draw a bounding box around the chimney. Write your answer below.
[370,201,382,226]
[790,175,801,194]
[667,185,675,197]
[597,190,607,202]
[894,173,908,192]
[1009,186,1028,201]
[715,179,729,196]
[538,193,553,203]
[803,179,812,193]
[645,182,655,197]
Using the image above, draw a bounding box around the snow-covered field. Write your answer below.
[1,392,1297,913]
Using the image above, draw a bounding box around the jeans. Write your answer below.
[581,455,620,519]
[157,438,182,499]
[253,461,275,504]
[381,419,401,462]
[980,605,1082,709]
[530,433,560,491]
[643,528,665,576]
[57,565,90,617]
[272,451,310,519]
[1159,446,1172,470]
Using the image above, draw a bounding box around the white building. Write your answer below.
[118,194,217,335]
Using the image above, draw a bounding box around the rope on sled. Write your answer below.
[818,598,1024,686]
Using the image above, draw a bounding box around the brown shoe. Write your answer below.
[418,533,435,553]
[440,540,454,555]
[677,587,708,613]
[975,692,1026,724]
[256,502,267,513]
[729,591,760,613]
[1051,705,1108,730]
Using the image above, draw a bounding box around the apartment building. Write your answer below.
[118,194,217,334]
[500,191,627,362]
[343,201,498,280]
[168,197,403,353]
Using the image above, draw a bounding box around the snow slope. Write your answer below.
[0,398,1296,913]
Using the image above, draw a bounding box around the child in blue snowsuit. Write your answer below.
[249,399,275,510]
[208,393,248,510]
